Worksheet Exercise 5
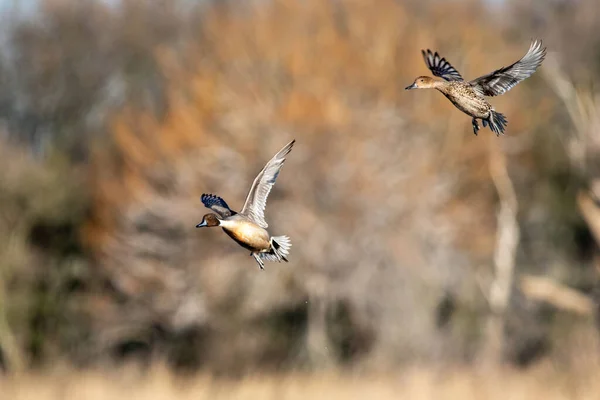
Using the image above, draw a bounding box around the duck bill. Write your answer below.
[196,220,208,228]
[405,82,417,90]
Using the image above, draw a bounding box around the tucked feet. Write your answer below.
[252,253,265,270]
[472,118,480,136]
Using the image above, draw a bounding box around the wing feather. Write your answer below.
[201,193,235,218]
[240,139,295,228]
[469,40,546,97]
[422,49,464,82]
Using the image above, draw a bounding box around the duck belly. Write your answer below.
[440,86,491,119]
[221,220,271,252]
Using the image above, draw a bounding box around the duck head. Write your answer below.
[405,76,438,90]
[196,213,221,228]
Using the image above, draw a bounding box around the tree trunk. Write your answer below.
[482,142,520,366]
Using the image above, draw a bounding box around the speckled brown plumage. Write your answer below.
[406,40,546,136]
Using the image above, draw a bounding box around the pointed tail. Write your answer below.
[488,110,508,136]
[270,235,292,262]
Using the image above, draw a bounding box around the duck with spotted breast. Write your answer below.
[406,40,546,136]
[196,139,295,270]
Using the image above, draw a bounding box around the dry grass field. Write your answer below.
[2,364,599,400]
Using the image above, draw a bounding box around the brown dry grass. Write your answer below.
[2,365,599,400]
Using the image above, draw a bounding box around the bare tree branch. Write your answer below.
[483,141,520,365]
[520,274,594,316]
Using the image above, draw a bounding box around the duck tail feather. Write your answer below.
[271,235,292,262]
[488,110,507,136]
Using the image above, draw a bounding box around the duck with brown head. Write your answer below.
[406,40,546,136]
[195,140,295,270]
[405,76,441,90]
[195,213,221,228]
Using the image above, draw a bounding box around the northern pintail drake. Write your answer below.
[196,139,295,270]
[406,40,546,136]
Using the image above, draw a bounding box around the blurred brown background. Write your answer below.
[1,0,600,397]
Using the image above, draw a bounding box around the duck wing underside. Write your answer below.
[422,49,464,82]
[240,139,295,228]
[469,39,546,97]
[201,193,236,218]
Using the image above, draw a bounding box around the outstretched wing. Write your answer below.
[240,139,295,228]
[201,193,235,218]
[422,49,464,81]
[469,40,546,97]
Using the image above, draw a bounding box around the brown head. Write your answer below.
[196,213,221,228]
[405,76,438,90]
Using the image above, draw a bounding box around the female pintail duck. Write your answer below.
[406,40,546,136]
[196,139,295,270]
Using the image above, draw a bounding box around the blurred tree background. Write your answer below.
[0,0,599,379]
